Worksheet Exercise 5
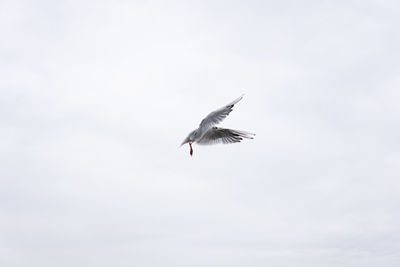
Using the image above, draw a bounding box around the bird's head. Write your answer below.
[180,130,196,146]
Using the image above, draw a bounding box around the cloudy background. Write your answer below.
[1,0,400,266]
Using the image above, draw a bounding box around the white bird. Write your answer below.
[181,94,255,156]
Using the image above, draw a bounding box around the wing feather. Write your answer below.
[197,127,255,145]
[198,94,244,130]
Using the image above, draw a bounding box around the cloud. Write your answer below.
[1,0,400,266]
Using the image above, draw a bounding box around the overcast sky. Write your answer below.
[1,0,400,266]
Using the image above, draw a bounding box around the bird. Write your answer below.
[181,94,255,156]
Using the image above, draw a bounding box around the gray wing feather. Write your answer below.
[197,127,255,145]
[199,94,244,130]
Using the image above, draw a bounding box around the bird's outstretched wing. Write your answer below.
[198,94,244,131]
[197,127,255,145]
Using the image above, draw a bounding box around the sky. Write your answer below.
[1,0,400,266]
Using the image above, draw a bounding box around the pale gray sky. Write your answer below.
[1,0,400,266]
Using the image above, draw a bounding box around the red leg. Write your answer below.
[189,143,193,156]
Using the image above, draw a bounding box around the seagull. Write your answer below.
[181,94,255,156]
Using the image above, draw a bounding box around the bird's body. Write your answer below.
[181,95,255,156]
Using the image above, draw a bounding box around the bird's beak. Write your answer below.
[180,137,190,147]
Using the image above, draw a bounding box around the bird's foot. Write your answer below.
[189,143,193,156]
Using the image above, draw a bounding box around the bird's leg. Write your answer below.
[189,142,193,156]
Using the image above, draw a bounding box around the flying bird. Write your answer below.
[181,94,255,156]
